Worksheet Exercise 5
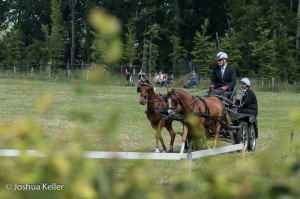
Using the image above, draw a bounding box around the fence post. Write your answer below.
[26,63,29,77]
[31,67,33,76]
[272,77,275,92]
[14,67,16,78]
[188,152,192,174]
[48,66,51,78]
[86,69,89,81]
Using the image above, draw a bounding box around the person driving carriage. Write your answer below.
[208,52,237,104]
[236,77,258,117]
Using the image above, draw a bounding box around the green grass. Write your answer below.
[0,77,299,153]
[0,77,299,198]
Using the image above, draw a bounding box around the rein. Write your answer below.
[169,89,224,122]
[169,90,201,113]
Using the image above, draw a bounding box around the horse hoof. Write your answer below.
[155,148,160,153]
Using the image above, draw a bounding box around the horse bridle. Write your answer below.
[139,83,152,101]
[167,89,199,113]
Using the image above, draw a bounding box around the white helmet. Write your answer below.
[240,77,251,87]
[216,52,228,60]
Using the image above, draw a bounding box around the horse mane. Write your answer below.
[141,79,152,86]
[144,79,150,84]
[169,88,190,96]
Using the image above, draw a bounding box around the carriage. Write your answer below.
[165,87,259,152]
[213,107,258,152]
[210,88,259,152]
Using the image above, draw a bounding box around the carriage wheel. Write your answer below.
[234,122,249,152]
[248,124,256,151]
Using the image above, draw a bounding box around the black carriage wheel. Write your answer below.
[248,124,256,151]
[234,122,249,152]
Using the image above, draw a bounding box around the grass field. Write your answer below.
[0,77,299,198]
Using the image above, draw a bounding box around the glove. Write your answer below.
[208,85,214,91]
[220,86,228,91]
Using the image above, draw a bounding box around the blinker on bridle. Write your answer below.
[140,83,152,99]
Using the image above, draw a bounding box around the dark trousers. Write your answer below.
[207,89,232,105]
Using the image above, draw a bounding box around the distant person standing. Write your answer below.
[125,63,135,86]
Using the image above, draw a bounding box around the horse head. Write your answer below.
[139,80,153,105]
[166,88,180,115]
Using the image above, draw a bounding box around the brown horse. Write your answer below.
[139,80,181,152]
[166,88,234,154]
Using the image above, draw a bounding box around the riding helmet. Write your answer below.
[240,77,251,87]
[216,52,228,60]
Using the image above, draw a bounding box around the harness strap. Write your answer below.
[198,95,210,115]
[193,95,210,116]
[192,95,225,125]
[145,109,168,115]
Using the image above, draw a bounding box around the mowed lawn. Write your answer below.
[0,77,299,192]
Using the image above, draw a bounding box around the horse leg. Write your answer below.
[165,122,176,152]
[213,123,221,148]
[154,121,167,152]
[179,124,188,154]
[155,130,166,152]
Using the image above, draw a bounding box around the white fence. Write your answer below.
[0,144,244,173]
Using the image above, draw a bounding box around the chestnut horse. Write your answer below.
[166,88,234,154]
[139,80,181,152]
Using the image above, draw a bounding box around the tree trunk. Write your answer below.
[142,38,147,71]
[70,0,77,69]
[296,0,300,59]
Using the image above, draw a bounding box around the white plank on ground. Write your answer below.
[0,144,243,160]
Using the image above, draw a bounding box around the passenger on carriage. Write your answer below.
[207,51,237,105]
[235,77,258,117]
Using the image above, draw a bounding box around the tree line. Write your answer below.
[0,0,300,82]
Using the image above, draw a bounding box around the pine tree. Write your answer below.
[169,35,188,76]
[218,29,242,75]
[2,29,23,69]
[192,19,216,77]
[122,25,139,65]
[45,0,65,67]
[143,23,161,76]
[249,18,278,77]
